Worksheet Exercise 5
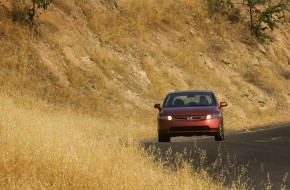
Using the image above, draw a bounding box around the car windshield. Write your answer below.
[163,92,216,107]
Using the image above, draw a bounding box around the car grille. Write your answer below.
[173,115,206,121]
[170,126,210,132]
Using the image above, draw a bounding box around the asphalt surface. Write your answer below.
[143,123,290,189]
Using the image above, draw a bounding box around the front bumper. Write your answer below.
[158,117,221,137]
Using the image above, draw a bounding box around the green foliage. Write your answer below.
[244,0,290,40]
[32,0,54,10]
[208,0,290,40]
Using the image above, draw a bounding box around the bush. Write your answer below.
[11,0,27,23]
[10,0,54,26]
[207,0,234,16]
[282,70,290,80]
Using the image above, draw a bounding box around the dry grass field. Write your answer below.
[0,0,290,189]
[0,93,229,189]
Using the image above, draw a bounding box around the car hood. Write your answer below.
[161,106,219,116]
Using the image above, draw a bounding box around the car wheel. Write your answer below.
[215,124,224,141]
[158,134,170,142]
[215,135,223,141]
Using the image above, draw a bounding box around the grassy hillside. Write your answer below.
[1,0,290,129]
[0,0,290,189]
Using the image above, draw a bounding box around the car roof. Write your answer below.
[167,90,214,95]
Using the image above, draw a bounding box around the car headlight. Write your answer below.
[206,113,221,120]
[159,115,173,120]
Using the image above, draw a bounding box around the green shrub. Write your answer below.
[244,0,290,40]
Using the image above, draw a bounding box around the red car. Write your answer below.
[154,90,227,142]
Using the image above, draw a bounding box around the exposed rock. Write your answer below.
[283,46,290,64]
[247,58,260,67]
[81,56,92,64]
[143,52,149,57]
[243,93,250,98]
[243,93,266,108]
[221,58,232,65]
[206,18,212,24]
[211,43,222,52]
[204,57,214,69]
[114,45,123,52]
[131,64,151,86]
[198,53,214,69]
[189,29,195,36]
[258,44,266,54]
[251,58,260,66]
[258,100,266,107]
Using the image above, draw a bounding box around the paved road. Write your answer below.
[143,123,290,189]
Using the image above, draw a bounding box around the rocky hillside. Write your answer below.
[1,0,290,129]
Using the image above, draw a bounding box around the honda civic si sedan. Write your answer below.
[154,90,227,142]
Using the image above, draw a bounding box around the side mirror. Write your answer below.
[154,104,162,112]
[219,102,228,109]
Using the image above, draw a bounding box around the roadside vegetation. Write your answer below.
[0,0,290,189]
[0,92,225,189]
[2,93,284,189]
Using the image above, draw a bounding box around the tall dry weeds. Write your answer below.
[1,0,290,189]
[0,92,224,189]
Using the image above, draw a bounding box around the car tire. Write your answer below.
[215,124,225,141]
[158,134,170,142]
[215,135,223,141]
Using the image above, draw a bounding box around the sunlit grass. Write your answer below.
[0,93,224,189]
[1,91,287,189]
[1,0,290,189]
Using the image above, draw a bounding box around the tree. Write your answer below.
[244,0,290,40]
[207,0,290,40]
